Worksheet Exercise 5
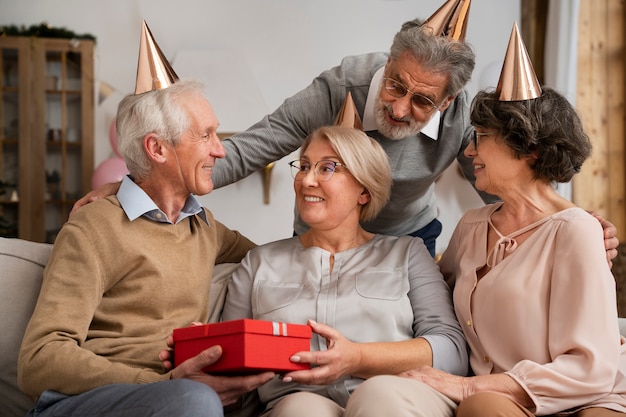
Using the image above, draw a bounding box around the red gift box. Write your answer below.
[173,319,312,374]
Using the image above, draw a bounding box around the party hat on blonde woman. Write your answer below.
[423,0,471,42]
[495,22,542,101]
[134,20,179,94]
[334,92,363,130]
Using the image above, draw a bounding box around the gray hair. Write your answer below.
[300,126,392,223]
[389,18,476,97]
[115,79,207,180]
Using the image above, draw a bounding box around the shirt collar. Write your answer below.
[362,66,441,140]
[117,176,208,225]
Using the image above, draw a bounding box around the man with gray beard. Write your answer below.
[210,14,487,256]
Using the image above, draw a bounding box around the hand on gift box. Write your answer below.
[160,323,275,407]
[281,319,363,386]
[160,322,201,372]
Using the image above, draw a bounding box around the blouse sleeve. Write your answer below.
[506,213,620,415]
[407,238,469,376]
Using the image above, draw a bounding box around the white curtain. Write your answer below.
[543,0,581,201]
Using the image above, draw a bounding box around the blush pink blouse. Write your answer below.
[439,203,626,415]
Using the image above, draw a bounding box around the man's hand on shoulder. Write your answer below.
[589,211,620,268]
[70,181,123,217]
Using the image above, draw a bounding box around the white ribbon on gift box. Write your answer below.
[272,322,289,336]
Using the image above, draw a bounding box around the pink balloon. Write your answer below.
[92,157,129,190]
[109,119,121,158]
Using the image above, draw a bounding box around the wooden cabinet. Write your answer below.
[0,36,94,243]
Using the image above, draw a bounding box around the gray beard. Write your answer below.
[374,100,427,140]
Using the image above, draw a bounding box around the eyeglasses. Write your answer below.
[288,159,346,182]
[472,131,492,149]
[383,77,440,113]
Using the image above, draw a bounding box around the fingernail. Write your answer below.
[282,376,292,383]
[290,355,300,362]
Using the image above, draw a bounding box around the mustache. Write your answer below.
[383,103,412,123]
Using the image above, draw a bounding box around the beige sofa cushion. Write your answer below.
[0,237,52,417]
[208,263,239,323]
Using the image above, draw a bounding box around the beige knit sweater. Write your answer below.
[18,196,255,399]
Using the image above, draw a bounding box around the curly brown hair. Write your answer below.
[470,87,592,183]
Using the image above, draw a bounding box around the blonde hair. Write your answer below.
[300,126,392,222]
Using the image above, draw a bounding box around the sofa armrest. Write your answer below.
[0,237,53,417]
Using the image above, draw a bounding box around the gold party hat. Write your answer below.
[423,0,471,42]
[495,22,542,101]
[134,20,179,95]
[333,92,363,130]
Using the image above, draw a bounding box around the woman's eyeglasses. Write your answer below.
[288,159,346,182]
[472,131,493,149]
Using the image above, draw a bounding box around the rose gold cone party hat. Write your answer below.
[495,22,542,101]
[333,92,363,130]
[423,0,471,42]
[134,20,179,94]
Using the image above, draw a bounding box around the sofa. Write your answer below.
[0,236,240,417]
[3,236,626,417]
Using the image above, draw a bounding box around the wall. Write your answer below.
[0,0,520,250]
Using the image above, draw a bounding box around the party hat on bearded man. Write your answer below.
[423,0,471,42]
[495,22,542,101]
[333,92,363,130]
[134,20,179,94]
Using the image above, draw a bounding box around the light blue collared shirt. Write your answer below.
[116,176,208,225]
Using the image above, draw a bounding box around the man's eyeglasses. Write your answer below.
[288,159,346,182]
[383,76,440,113]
